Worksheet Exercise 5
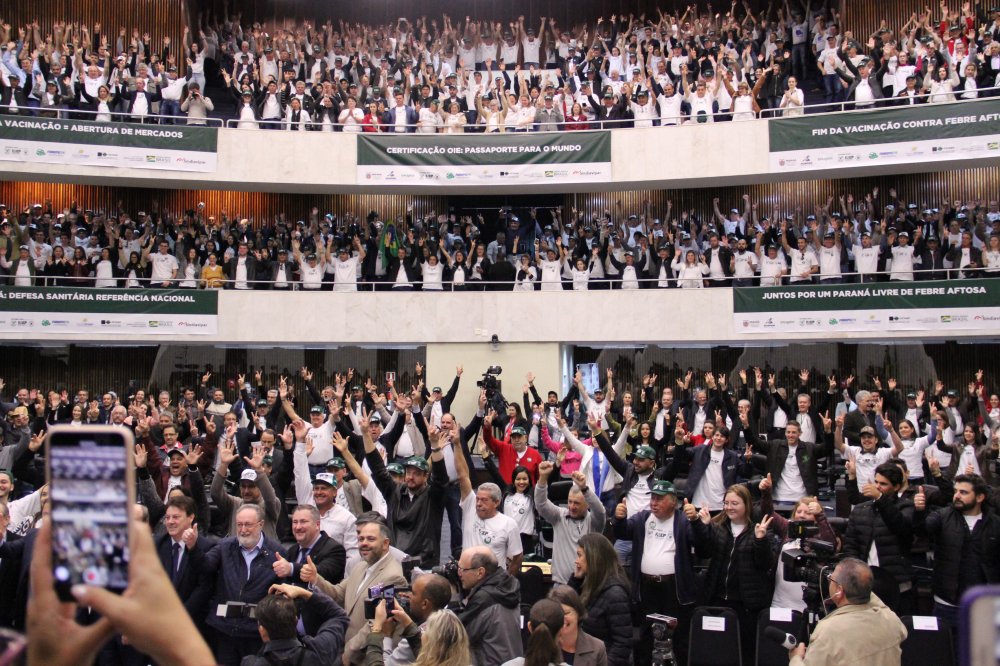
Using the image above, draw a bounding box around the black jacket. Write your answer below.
[915,504,1000,604]
[283,532,347,587]
[704,519,776,609]
[594,430,666,504]
[368,451,449,563]
[569,575,633,666]
[744,427,831,498]
[843,492,915,584]
[241,593,350,666]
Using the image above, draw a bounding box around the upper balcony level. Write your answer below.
[4,96,1000,194]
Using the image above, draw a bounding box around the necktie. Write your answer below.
[297,546,310,564]
[171,543,182,581]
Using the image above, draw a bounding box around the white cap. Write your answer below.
[240,469,258,482]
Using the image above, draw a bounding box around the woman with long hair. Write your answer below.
[705,484,776,665]
[501,599,565,666]
[570,533,632,666]
[940,422,995,484]
[66,246,93,287]
[548,586,608,666]
[44,244,71,286]
[502,465,537,555]
[367,606,470,666]
[758,474,838,612]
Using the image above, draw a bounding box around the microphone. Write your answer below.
[764,626,798,650]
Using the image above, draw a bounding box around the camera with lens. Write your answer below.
[431,559,461,587]
[781,527,838,613]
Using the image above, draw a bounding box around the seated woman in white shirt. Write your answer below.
[671,249,709,288]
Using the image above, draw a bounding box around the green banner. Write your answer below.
[357,132,611,186]
[0,287,218,335]
[0,117,218,172]
[768,99,1000,173]
[732,279,1000,333]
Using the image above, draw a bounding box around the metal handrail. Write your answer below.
[0,105,225,128]
[219,86,1000,131]
[21,267,991,291]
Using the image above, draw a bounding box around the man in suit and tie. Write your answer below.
[305,515,407,665]
[156,495,214,626]
[272,503,347,586]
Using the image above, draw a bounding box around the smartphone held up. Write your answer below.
[46,425,135,601]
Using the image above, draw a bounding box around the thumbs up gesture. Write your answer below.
[615,502,628,519]
[273,552,293,578]
[759,472,773,492]
[300,555,318,584]
[683,498,698,521]
[914,485,927,511]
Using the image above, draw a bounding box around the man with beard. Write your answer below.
[914,473,1000,635]
[305,516,406,665]
[203,504,285,665]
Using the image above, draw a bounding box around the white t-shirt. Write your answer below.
[624,473,653,517]
[692,448,728,510]
[641,514,676,575]
[150,253,179,282]
[306,420,334,464]
[845,445,895,487]
[461,492,523,563]
[503,492,536,535]
[772,539,807,611]
[776,446,808,502]
[331,256,361,291]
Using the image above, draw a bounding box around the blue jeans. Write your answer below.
[822,74,842,105]
[160,99,180,123]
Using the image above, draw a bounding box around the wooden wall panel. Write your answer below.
[4,0,186,64]
[564,166,1000,224]
[842,1,969,46]
[3,165,996,229]
[0,183,447,228]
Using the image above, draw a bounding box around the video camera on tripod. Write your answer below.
[476,366,508,413]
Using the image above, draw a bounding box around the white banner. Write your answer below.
[734,306,1000,334]
[0,139,217,172]
[358,161,611,186]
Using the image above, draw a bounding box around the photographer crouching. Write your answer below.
[787,558,906,666]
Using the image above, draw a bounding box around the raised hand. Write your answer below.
[758,472,773,492]
[913,485,926,511]
[616,502,628,519]
[132,443,147,468]
[571,470,587,489]
[538,460,555,481]
[218,439,237,467]
[184,444,203,467]
[755,514,773,539]
[299,555,317,584]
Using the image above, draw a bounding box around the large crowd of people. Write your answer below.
[2,3,1000,129]
[2,190,998,290]
[1,360,998,664]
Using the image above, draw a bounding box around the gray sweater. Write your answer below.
[534,480,606,584]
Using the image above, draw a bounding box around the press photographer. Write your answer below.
[786,558,906,666]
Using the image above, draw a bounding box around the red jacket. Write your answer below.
[482,424,543,483]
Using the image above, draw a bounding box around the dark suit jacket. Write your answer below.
[0,530,23,628]
[380,105,419,132]
[224,254,259,287]
[119,87,163,113]
[156,532,214,622]
[283,531,347,586]
[0,527,36,630]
